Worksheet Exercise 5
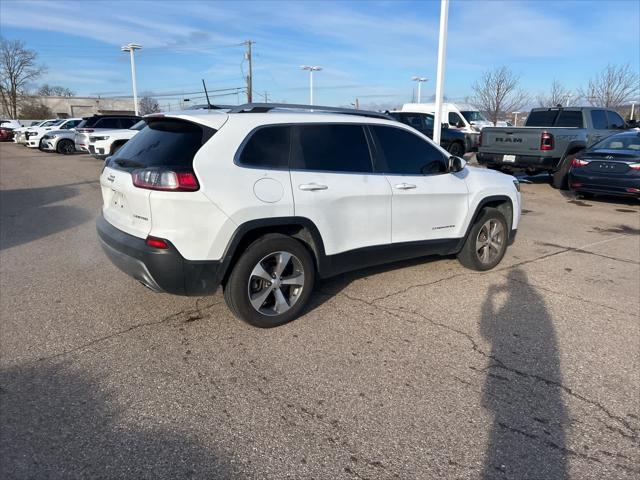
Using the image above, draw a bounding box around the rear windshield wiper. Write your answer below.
[114,158,145,168]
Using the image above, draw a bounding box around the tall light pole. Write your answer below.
[630,101,636,121]
[433,0,449,147]
[301,65,322,105]
[121,43,142,115]
[512,111,521,126]
[411,76,428,103]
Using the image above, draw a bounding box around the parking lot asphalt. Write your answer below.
[0,142,638,479]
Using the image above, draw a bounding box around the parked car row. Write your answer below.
[8,114,142,157]
[477,106,639,199]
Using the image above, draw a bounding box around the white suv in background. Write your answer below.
[97,104,521,328]
[25,118,82,148]
[74,115,141,152]
[87,120,145,159]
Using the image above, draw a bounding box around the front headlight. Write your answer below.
[513,179,520,192]
[92,136,109,141]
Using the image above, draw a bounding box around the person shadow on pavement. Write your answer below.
[0,362,242,480]
[480,268,568,480]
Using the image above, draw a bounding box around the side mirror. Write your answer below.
[442,123,449,129]
[457,121,465,128]
[448,156,464,173]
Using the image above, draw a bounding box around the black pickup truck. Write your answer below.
[477,107,631,188]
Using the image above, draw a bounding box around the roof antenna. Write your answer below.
[202,79,212,109]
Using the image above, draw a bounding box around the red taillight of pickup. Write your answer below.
[132,168,199,192]
[540,132,554,151]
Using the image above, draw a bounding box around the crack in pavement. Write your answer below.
[535,241,640,265]
[32,300,223,365]
[328,290,639,455]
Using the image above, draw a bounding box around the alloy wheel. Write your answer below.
[247,251,305,316]
[475,219,505,264]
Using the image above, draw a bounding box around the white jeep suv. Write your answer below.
[87,120,145,159]
[97,104,521,327]
[26,118,82,148]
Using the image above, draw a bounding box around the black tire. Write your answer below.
[56,138,75,155]
[457,207,509,271]
[447,141,465,157]
[552,154,576,190]
[223,234,315,328]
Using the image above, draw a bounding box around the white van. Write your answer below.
[401,103,500,132]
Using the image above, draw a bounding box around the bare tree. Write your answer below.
[537,80,574,107]
[578,64,639,108]
[19,98,53,119]
[38,84,74,97]
[0,38,46,118]
[139,96,160,115]
[470,66,529,125]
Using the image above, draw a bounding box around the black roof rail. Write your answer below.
[228,103,393,120]
[187,103,234,110]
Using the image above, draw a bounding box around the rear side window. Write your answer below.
[526,110,559,126]
[607,111,625,129]
[239,126,290,169]
[371,126,447,175]
[591,110,608,129]
[555,111,583,127]
[110,119,212,169]
[120,118,139,128]
[96,118,121,129]
[291,124,372,173]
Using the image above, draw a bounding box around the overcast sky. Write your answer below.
[1,0,639,109]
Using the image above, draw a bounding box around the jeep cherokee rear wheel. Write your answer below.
[224,234,315,327]
[457,207,508,271]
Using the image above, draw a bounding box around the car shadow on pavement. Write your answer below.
[480,268,568,480]
[0,362,241,479]
[0,182,95,250]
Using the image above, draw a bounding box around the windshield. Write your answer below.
[460,111,487,122]
[589,133,640,152]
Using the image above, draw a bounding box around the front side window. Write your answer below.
[371,125,447,175]
[461,111,487,122]
[239,125,290,169]
[291,124,372,173]
[422,114,435,129]
[591,110,608,129]
[606,111,626,129]
[449,112,464,127]
[120,118,138,128]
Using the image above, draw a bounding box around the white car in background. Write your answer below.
[14,119,57,144]
[40,129,79,154]
[25,118,82,148]
[87,120,145,159]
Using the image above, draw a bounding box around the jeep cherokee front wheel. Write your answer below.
[224,234,315,328]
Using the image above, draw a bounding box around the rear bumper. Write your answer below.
[477,152,559,170]
[569,171,640,197]
[96,214,223,296]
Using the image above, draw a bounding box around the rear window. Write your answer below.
[525,110,559,126]
[555,111,583,128]
[109,119,213,169]
[590,133,640,152]
[291,124,372,173]
[239,125,290,169]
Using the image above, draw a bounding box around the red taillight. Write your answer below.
[626,187,640,193]
[570,182,584,188]
[145,236,169,249]
[540,132,554,151]
[629,163,640,171]
[571,158,590,168]
[132,168,199,191]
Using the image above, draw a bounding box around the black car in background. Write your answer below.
[569,131,640,198]
[388,111,470,156]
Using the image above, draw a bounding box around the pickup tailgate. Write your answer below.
[481,127,544,154]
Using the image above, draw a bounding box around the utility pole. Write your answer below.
[355,98,360,110]
[245,40,254,103]
[264,91,269,103]
[433,0,449,147]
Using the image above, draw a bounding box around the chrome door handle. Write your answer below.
[299,183,328,191]
[394,183,417,190]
